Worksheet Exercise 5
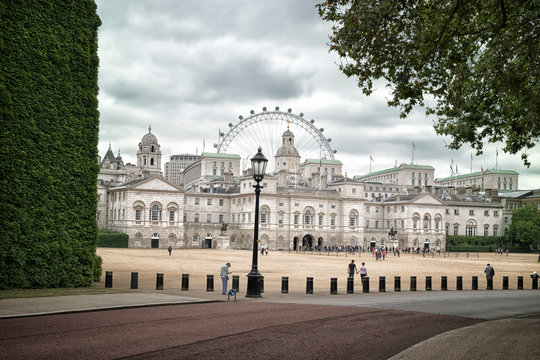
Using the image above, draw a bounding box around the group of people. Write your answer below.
[347,260,368,282]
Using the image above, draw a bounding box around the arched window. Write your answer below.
[150,158,154,166]
[151,204,160,221]
[304,210,312,225]
[349,210,358,227]
[466,220,477,236]
[168,234,175,244]
[135,233,142,244]
[151,145,155,152]
[231,235,236,243]
[192,234,199,245]
[423,215,430,229]
[260,207,268,224]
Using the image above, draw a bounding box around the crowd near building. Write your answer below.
[97,126,539,251]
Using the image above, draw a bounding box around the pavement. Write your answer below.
[1,289,539,359]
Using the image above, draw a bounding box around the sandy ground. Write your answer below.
[96,248,540,296]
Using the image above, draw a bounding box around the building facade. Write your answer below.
[98,127,532,251]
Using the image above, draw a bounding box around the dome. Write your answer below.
[275,128,300,157]
[140,126,158,146]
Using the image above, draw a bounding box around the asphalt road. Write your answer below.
[0,302,480,360]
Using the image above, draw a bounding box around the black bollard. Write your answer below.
[379,276,386,292]
[347,277,354,294]
[410,276,417,291]
[425,276,432,291]
[306,277,313,294]
[206,274,214,292]
[456,276,463,291]
[330,278,338,294]
[156,273,164,290]
[517,276,523,290]
[472,276,478,290]
[232,275,239,292]
[105,271,113,288]
[394,276,401,292]
[130,272,138,289]
[281,276,289,294]
[181,273,189,291]
[486,277,493,290]
[260,276,264,293]
[441,276,447,291]
[532,276,539,290]
[363,276,370,293]
[502,276,509,290]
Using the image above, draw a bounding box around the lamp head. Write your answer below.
[251,147,268,182]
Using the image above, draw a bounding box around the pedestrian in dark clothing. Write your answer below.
[484,263,495,290]
[168,245,172,256]
[348,260,357,278]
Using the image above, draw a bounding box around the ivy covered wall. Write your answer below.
[0,1,102,288]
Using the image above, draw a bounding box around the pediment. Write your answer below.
[411,193,445,205]
[131,177,181,192]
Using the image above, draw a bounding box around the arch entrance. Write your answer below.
[318,237,323,249]
[293,236,299,250]
[302,234,314,250]
[370,238,377,251]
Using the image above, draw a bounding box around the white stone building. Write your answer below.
[97,127,520,251]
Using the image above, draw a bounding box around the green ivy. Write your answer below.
[0,1,102,289]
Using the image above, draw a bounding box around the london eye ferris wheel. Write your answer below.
[214,107,337,172]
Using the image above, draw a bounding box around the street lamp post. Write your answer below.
[246,147,268,298]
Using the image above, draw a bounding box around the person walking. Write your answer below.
[167,245,172,256]
[358,262,367,282]
[484,263,495,290]
[348,259,357,278]
[221,262,232,295]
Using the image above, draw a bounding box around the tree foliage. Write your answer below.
[0,1,102,288]
[507,205,540,246]
[317,0,540,165]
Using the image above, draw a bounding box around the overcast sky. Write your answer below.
[95,0,539,189]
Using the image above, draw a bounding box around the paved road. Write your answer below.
[1,290,539,359]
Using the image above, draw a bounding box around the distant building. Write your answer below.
[164,154,201,186]
[97,126,535,251]
[435,169,519,191]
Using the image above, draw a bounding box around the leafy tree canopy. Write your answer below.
[507,205,540,245]
[317,0,540,165]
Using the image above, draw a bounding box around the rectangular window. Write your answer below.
[194,213,199,222]
[484,210,489,216]
[319,215,323,226]
[169,211,175,222]
[331,217,336,226]
[183,213,186,222]
[454,209,459,215]
[365,220,370,228]
[331,204,336,209]
[207,214,212,223]
[445,209,450,215]
[135,209,141,221]
[294,214,299,225]
[469,210,474,216]
[195,198,200,205]
[207,198,212,205]
[219,199,224,206]
[494,211,499,216]
[365,206,370,212]
[453,225,459,236]
[493,227,498,236]
[219,214,223,223]
[484,227,489,236]
[279,202,284,206]
[278,213,283,225]
[375,220,379,229]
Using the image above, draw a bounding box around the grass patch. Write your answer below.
[0,286,126,299]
